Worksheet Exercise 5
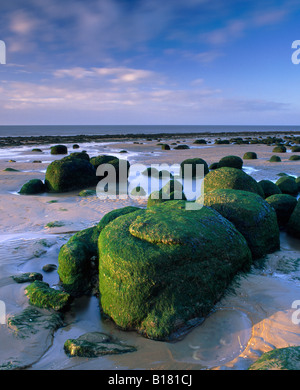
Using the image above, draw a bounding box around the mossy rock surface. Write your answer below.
[161,144,170,150]
[90,155,118,169]
[218,155,243,169]
[243,152,257,160]
[289,155,300,161]
[197,189,280,259]
[265,194,297,226]
[180,158,209,178]
[276,176,298,195]
[7,306,63,339]
[32,148,42,152]
[98,202,252,340]
[209,162,219,170]
[45,158,97,193]
[64,332,136,358]
[19,179,45,195]
[287,200,300,238]
[193,139,207,144]
[58,207,140,296]
[90,155,130,182]
[203,167,264,197]
[258,180,282,198]
[147,180,186,207]
[58,226,100,296]
[272,145,286,153]
[291,146,300,152]
[63,152,90,161]
[269,155,281,162]
[3,167,20,172]
[50,145,68,155]
[25,281,71,311]
[248,346,300,370]
[11,272,43,284]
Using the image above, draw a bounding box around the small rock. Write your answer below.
[64,332,136,358]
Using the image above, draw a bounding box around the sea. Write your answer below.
[0,125,300,137]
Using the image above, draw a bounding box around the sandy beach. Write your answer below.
[0,134,299,371]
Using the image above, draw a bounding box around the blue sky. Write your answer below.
[0,0,300,125]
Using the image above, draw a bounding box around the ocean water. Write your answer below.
[0,125,300,137]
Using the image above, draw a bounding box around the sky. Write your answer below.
[0,0,300,126]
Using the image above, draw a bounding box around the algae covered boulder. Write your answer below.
[197,189,280,259]
[50,145,68,155]
[266,194,297,226]
[243,152,257,160]
[276,176,298,195]
[287,200,300,238]
[269,155,281,162]
[98,202,252,340]
[203,167,264,198]
[25,281,71,311]
[58,226,101,296]
[45,157,97,193]
[218,155,243,169]
[248,346,300,370]
[58,206,140,296]
[258,180,282,199]
[64,332,136,358]
[147,180,186,208]
[19,179,45,195]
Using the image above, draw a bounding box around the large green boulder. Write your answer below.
[180,158,209,178]
[249,346,300,370]
[50,145,68,155]
[58,207,140,296]
[203,167,264,198]
[269,155,281,162]
[197,189,280,259]
[98,202,252,340]
[19,179,45,195]
[287,200,300,238]
[45,158,97,192]
[258,180,282,198]
[218,155,243,169]
[276,176,298,195]
[266,194,298,226]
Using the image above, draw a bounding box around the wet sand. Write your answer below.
[0,135,299,370]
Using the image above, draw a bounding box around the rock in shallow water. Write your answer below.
[64,332,136,357]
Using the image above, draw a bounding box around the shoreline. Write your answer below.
[1,130,300,148]
[0,135,299,370]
